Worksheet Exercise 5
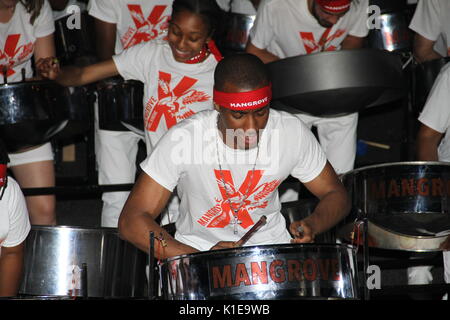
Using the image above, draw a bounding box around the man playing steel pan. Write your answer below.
[118,53,350,258]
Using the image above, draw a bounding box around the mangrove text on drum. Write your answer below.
[210,256,341,291]
[369,177,450,199]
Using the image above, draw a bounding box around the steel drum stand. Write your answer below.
[148,231,156,300]
[362,217,370,300]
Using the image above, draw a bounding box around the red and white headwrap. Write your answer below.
[213,84,272,111]
[316,0,351,13]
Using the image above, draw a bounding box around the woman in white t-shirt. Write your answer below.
[0,141,31,297]
[0,0,58,225]
[38,0,223,154]
[87,0,173,228]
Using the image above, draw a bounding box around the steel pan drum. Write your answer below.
[0,80,70,152]
[20,226,147,298]
[96,77,144,132]
[267,49,406,116]
[160,244,359,300]
[219,13,255,52]
[368,0,410,52]
[55,11,96,65]
[341,162,450,251]
[54,85,94,140]
[367,11,412,52]
[413,58,450,113]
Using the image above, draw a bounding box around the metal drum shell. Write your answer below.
[367,11,412,52]
[341,161,450,252]
[160,243,359,300]
[267,49,406,117]
[54,11,97,65]
[0,80,70,152]
[96,77,144,132]
[20,225,147,298]
[219,13,256,52]
[54,85,94,140]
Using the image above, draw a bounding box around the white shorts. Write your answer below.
[8,142,54,167]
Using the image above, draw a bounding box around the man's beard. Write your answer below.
[312,2,334,28]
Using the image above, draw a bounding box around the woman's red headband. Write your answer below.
[213,84,272,111]
[316,0,351,13]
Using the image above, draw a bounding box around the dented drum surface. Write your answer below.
[160,244,359,300]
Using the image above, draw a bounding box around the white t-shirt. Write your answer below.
[409,0,450,57]
[113,40,218,153]
[249,0,369,58]
[89,0,173,55]
[216,0,257,15]
[0,177,31,257]
[0,0,55,83]
[140,109,327,251]
[418,62,450,162]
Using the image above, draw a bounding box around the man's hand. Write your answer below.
[210,241,239,250]
[289,220,315,244]
[35,57,60,80]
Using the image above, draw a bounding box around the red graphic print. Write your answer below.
[121,5,169,49]
[145,71,210,132]
[0,34,34,77]
[299,29,346,54]
[197,170,281,230]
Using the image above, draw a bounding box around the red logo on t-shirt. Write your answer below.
[145,71,210,132]
[299,29,346,54]
[197,170,281,230]
[121,4,169,49]
[0,34,34,77]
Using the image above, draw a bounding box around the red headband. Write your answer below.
[316,0,351,13]
[213,85,272,111]
[0,164,6,187]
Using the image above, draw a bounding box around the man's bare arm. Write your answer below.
[291,162,351,240]
[245,41,280,64]
[118,173,199,259]
[413,33,443,63]
[416,123,442,161]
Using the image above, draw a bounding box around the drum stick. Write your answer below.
[359,140,391,150]
[3,66,7,84]
[235,215,267,247]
